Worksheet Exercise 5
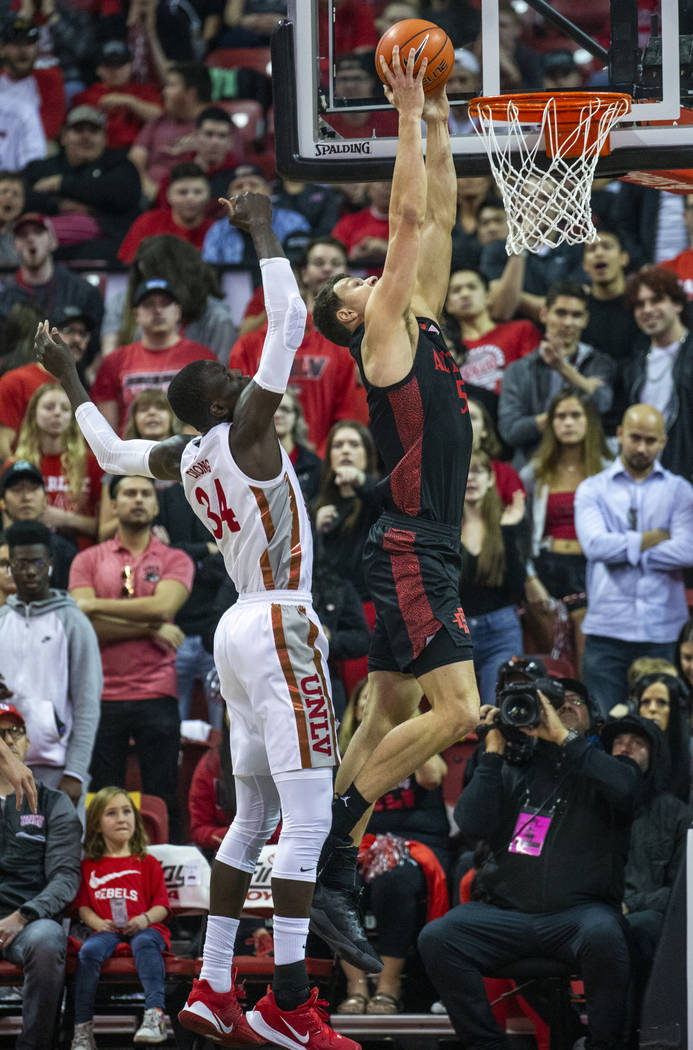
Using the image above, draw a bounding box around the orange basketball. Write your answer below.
[375,19,454,95]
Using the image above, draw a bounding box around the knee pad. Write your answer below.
[271,768,333,882]
[215,774,281,874]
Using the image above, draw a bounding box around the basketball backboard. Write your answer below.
[272,0,693,187]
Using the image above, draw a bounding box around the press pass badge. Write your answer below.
[110,898,128,926]
[508,811,553,856]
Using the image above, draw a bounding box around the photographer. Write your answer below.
[418,665,641,1050]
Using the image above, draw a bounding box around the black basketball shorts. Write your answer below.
[364,513,474,677]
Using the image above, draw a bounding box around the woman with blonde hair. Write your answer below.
[14,383,102,549]
[460,449,526,705]
[521,388,612,671]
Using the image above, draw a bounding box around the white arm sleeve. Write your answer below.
[253,256,307,394]
[75,402,157,478]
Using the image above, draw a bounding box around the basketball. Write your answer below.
[375,19,454,95]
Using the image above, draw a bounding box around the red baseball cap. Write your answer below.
[0,703,25,728]
[13,212,55,237]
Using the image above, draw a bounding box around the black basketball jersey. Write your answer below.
[349,317,472,529]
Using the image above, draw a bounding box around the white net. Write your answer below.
[470,94,631,255]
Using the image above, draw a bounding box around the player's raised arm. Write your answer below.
[33,322,190,482]
[362,48,427,362]
[412,86,456,320]
[227,194,307,448]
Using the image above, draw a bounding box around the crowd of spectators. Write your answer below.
[1,1,693,1048]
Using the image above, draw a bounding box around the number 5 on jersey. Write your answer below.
[195,478,240,538]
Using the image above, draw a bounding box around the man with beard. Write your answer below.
[575,404,693,718]
[68,474,193,842]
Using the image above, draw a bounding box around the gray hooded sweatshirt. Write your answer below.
[0,590,102,783]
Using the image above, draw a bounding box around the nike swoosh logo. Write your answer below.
[282,1019,310,1044]
[213,1019,235,1035]
[89,869,139,889]
[413,35,430,65]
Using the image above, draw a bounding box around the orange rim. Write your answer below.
[467,91,632,123]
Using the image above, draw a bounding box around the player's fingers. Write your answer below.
[380,49,395,85]
[415,55,428,82]
[405,46,416,73]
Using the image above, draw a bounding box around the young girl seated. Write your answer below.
[71,788,171,1049]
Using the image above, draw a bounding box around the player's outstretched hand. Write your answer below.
[379,45,426,116]
[218,191,272,231]
[422,84,450,123]
[34,320,75,380]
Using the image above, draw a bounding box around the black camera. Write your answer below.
[495,658,565,732]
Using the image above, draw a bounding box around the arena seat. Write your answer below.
[218,98,267,150]
[139,794,169,846]
[206,47,271,75]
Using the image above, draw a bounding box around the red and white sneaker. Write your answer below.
[178,973,266,1046]
[247,986,361,1050]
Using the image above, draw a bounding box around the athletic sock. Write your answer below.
[273,958,310,1012]
[330,782,370,841]
[273,915,310,966]
[199,915,239,993]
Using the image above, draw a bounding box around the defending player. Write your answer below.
[34,193,360,1050]
[311,50,481,963]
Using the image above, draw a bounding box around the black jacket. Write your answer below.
[0,780,81,920]
[23,149,141,257]
[622,330,693,484]
[602,714,691,915]
[455,735,639,913]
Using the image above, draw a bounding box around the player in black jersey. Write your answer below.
[311,49,480,971]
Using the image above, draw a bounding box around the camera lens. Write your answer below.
[498,684,541,729]
[501,693,534,725]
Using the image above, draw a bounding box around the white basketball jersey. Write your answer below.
[180,423,313,595]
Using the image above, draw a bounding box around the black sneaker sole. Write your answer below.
[309,906,383,972]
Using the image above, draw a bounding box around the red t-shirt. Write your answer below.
[0,363,51,434]
[331,207,389,275]
[660,248,693,300]
[491,459,525,506]
[40,450,103,550]
[229,315,369,454]
[68,533,194,701]
[460,320,540,394]
[118,208,214,264]
[90,337,216,432]
[34,67,66,141]
[72,82,162,150]
[75,853,171,948]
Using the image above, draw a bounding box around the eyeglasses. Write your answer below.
[0,725,26,741]
[9,557,48,571]
[121,565,134,597]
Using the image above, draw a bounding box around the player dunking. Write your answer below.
[35,193,360,1050]
[311,49,480,964]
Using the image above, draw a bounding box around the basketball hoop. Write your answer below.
[467,91,632,255]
